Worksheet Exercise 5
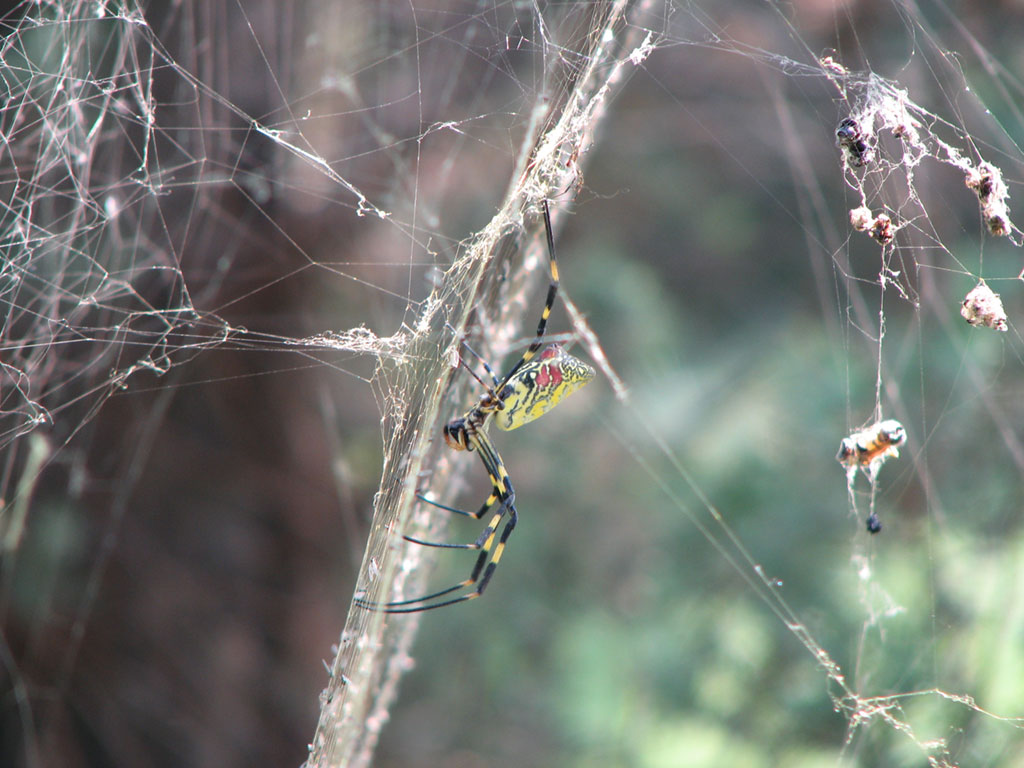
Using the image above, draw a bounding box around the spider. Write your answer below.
[356,200,595,613]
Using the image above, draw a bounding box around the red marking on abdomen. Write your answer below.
[536,363,563,388]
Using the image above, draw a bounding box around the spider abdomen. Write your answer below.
[492,344,594,431]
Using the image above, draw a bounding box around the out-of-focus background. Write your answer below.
[2,1,1023,766]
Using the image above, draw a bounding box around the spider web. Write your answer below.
[2,1,1024,767]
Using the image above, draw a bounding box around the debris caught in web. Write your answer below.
[836,117,874,168]
[965,162,1013,237]
[960,281,1008,332]
[849,206,894,246]
[837,419,907,534]
[837,419,907,479]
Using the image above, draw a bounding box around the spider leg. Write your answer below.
[454,201,560,400]
[355,431,520,613]
[494,200,559,388]
[403,499,504,549]
[414,490,494,519]
[400,506,517,612]
[457,341,502,389]
[442,323,502,390]
[406,422,512,539]
[354,500,517,612]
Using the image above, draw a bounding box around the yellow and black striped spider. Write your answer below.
[356,201,595,612]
